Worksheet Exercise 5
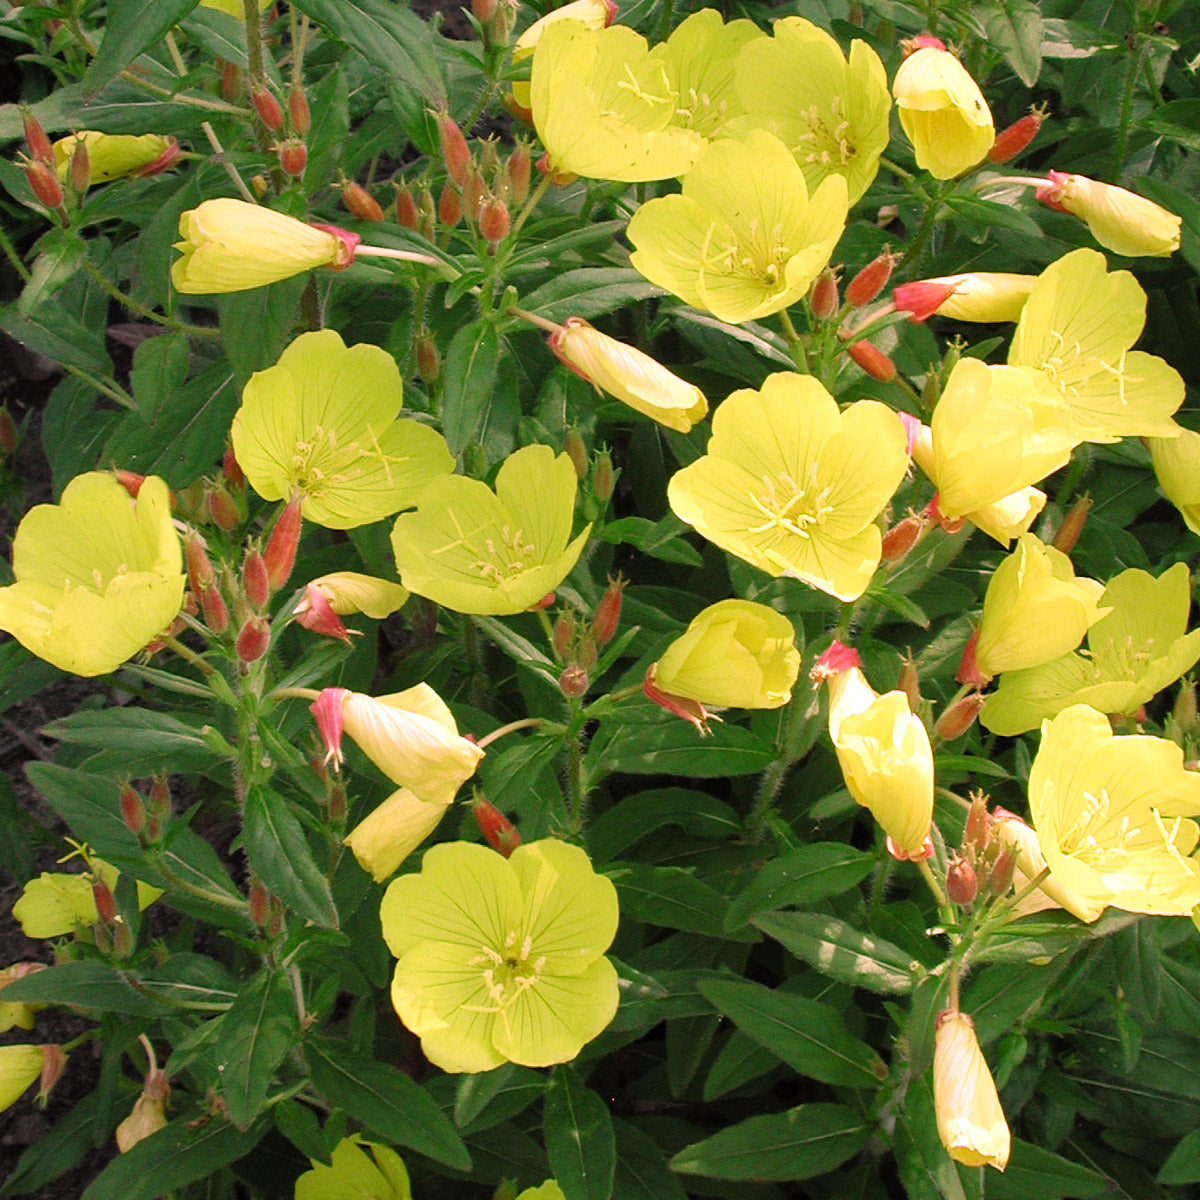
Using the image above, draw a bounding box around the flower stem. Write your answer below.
[508,172,553,243]
[778,308,810,373]
[269,685,321,703]
[918,855,949,909]
[477,718,543,750]
[62,364,136,410]
[1112,36,1142,180]
[0,224,31,282]
[159,633,215,677]
[355,244,448,269]
[507,305,563,336]
[81,257,219,337]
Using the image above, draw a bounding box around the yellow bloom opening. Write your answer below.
[926,272,1035,322]
[933,1011,1010,1170]
[53,132,176,183]
[1148,425,1200,535]
[1040,171,1181,257]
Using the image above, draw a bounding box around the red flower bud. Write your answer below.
[963,794,990,857]
[92,878,119,926]
[248,875,271,929]
[288,85,311,135]
[220,59,243,102]
[507,141,531,206]
[564,429,588,480]
[205,483,240,531]
[472,793,521,857]
[472,0,497,23]
[68,137,90,195]
[222,446,245,492]
[935,692,984,742]
[898,654,921,711]
[559,665,589,698]
[810,268,840,319]
[120,783,147,836]
[880,513,927,562]
[22,108,54,166]
[199,584,229,635]
[987,845,1017,897]
[148,776,171,821]
[479,193,510,248]
[236,614,271,664]
[461,167,485,223]
[437,109,472,186]
[277,137,308,179]
[263,494,302,591]
[395,183,420,230]
[955,628,991,687]
[847,339,896,382]
[415,333,441,384]
[341,180,383,222]
[945,854,978,906]
[592,448,616,503]
[591,574,625,646]
[845,248,896,307]
[185,531,216,594]
[1052,495,1091,555]
[438,182,462,228]
[988,106,1046,164]
[242,548,270,611]
[552,609,576,661]
[252,87,285,132]
[24,159,64,210]
[893,280,960,322]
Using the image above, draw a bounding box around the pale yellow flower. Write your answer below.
[933,1011,1010,1170]
[1038,171,1180,257]
[1148,425,1200,535]
[927,272,1035,322]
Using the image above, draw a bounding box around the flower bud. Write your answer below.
[1174,680,1197,736]
[963,794,990,857]
[479,193,510,249]
[236,615,270,664]
[575,632,597,671]
[148,776,171,822]
[810,269,839,319]
[988,106,1045,163]
[471,793,521,857]
[893,280,960,322]
[473,0,498,21]
[120,783,147,837]
[252,87,285,132]
[1036,170,1180,257]
[22,108,54,166]
[438,182,462,228]
[116,1090,167,1152]
[294,582,352,643]
[933,1010,1010,1170]
[417,187,436,240]
[222,445,244,492]
[559,665,589,698]
[461,167,485,222]
[395,183,420,230]
[248,874,271,929]
[898,654,921,711]
[68,136,90,196]
[288,85,310,135]
[0,408,18,455]
[987,845,1017,897]
[591,574,625,646]
[327,780,347,824]
[205,482,240,531]
[341,180,383,222]
[220,59,243,102]
[24,159,64,211]
[263,493,302,591]
[945,854,978,906]
[564,429,588,480]
[415,332,441,383]
[935,692,983,741]
[592,448,615,502]
[847,339,896,382]
[185,531,216,594]
[242,548,270,610]
[552,609,576,660]
[38,1044,67,1105]
[437,110,472,186]
[507,140,531,205]
[1051,495,1091,554]
[881,513,927,563]
[92,878,118,926]
[845,248,896,307]
[199,584,229,635]
[955,628,989,687]
[277,137,307,179]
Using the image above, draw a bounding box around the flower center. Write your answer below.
[429,511,538,585]
[746,469,833,540]
[465,930,547,1012]
[791,97,856,167]
[289,423,408,498]
[1058,787,1139,867]
[672,86,729,135]
[1040,330,1133,410]
[701,218,794,293]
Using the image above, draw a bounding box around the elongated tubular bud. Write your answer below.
[437,110,471,186]
[22,108,54,166]
[236,615,270,664]
[845,249,896,307]
[810,269,839,319]
[263,494,302,591]
[252,87,285,132]
[847,340,896,382]
[288,85,310,135]
[988,107,1045,163]
[341,181,383,222]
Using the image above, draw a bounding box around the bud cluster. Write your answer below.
[943,792,1018,910]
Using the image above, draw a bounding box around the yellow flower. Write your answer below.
[730,15,891,203]
[53,132,177,183]
[115,1092,167,1152]
[668,373,908,601]
[297,572,409,619]
[344,788,448,884]
[933,1011,1010,1170]
[650,9,764,139]
[963,487,1047,546]
[893,45,994,178]
[627,130,848,323]
[653,599,800,710]
[1148,426,1200,536]
[381,839,619,1072]
[0,1045,46,1115]
[972,534,1107,679]
[295,1136,411,1200]
[981,563,1200,735]
[231,330,454,530]
[549,318,708,432]
[390,444,591,615]
[531,20,704,182]
[990,809,1106,923]
[911,358,1075,534]
[0,964,43,1034]
[172,199,357,294]
[824,659,934,857]
[12,853,161,939]
[510,0,614,112]
[1008,249,1184,442]
[0,472,184,677]
[1028,705,1200,915]
[1038,171,1181,257]
[925,272,1035,322]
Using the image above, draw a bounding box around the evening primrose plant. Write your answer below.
[1,1,1199,1197]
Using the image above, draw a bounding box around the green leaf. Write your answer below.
[217,276,308,389]
[273,1100,331,1165]
[243,787,338,929]
[17,234,86,317]
[723,844,875,931]
[597,516,703,566]
[520,269,664,323]
[612,1119,688,1200]
[454,1064,545,1134]
[544,1065,616,1200]
[1142,99,1200,153]
[987,1140,1111,1198]
[0,1092,117,1198]
[964,957,1071,1047]
[79,1116,267,1200]
[977,0,1043,85]
[303,70,350,193]
[83,0,200,96]
[587,788,741,862]
[305,1041,471,1170]
[0,303,110,374]
[607,962,714,1034]
[944,195,1043,237]
[44,708,227,775]
[697,978,885,1088]
[129,332,190,421]
[596,713,773,777]
[441,320,500,456]
[669,1103,869,1181]
[1159,1128,1200,1185]
[753,912,920,994]
[0,961,170,1017]
[214,971,300,1130]
[609,865,735,937]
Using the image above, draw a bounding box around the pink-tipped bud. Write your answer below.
[988,106,1046,164]
[810,269,840,320]
[134,138,181,179]
[311,687,349,768]
[24,159,64,210]
[479,193,510,249]
[220,59,243,102]
[199,584,229,635]
[148,776,171,821]
[507,141,531,206]
[963,794,990,856]
[120,783,147,837]
[438,182,462,228]
[472,0,498,22]
[881,513,927,562]
[68,137,90,195]
[461,167,485,223]
[22,108,54,166]
[242,548,270,611]
[1052,495,1091,554]
[559,665,589,698]
[472,794,521,856]
[945,855,978,906]
[811,638,862,682]
[592,448,615,503]
[341,181,383,222]
[987,845,1017,897]
[552,609,576,661]
[92,878,119,926]
[395,183,420,230]
[185,531,216,594]
[415,332,441,384]
[847,340,896,382]
[264,494,302,591]
[644,664,714,735]
[278,137,307,178]
[564,429,588,480]
[437,110,472,186]
[0,408,17,455]
[248,875,271,929]
[205,483,239,531]
[38,1045,67,1104]
[893,280,960,323]
[222,446,244,492]
[935,692,984,742]
[902,33,947,54]
[591,574,625,646]
[252,87,285,132]
[236,615,270,664]
[113,469,146,498]
[845,248,896,307]
[898,654,921,711]
[294,583,352,643]
[288,85,311,135]
[955,628,990,687]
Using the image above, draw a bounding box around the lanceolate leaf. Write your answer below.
[544,1065,616,1200]
[83,0,201,96]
